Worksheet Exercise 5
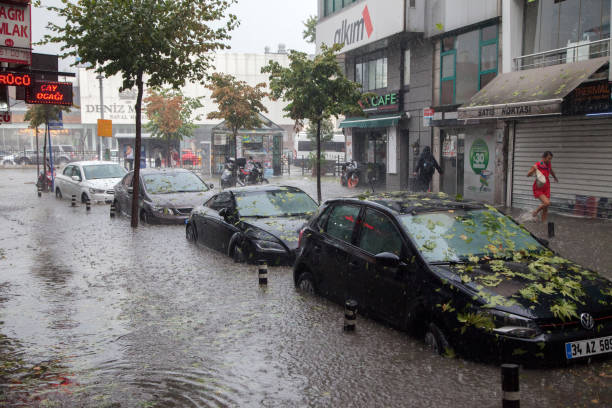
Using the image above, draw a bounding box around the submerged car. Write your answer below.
[294,192,612,365]
[186,185,318,265]
[55,161,127,203]
[113,168,214,224]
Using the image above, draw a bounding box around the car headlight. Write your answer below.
[89,188,106,194]
[253,239,285,252]
[481,309,542,339]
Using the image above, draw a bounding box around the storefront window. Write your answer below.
[356,55,388,91]
[523,0,610,55]
[440,24,498,105]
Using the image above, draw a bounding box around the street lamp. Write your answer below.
[97,73,105,160]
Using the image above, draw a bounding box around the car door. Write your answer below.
[350,207,411,325]
[117,173,133,214]
[58,165,73,196]
[201,192,236,252]
[194,194,221,247]
[314,203,362,304]
[70,165,83,198]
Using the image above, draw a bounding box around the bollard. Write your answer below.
[37,186,41,197]
[110,202,116,218]
[71,195,76,207]
[501,364,520,408]
[343,299,358,332]
[258,260,268,285]
[86,198,91,211]
[547,222,555,238]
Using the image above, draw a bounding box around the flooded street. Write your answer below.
[0,168,610,407]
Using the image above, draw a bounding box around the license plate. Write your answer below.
[565,336,612,359]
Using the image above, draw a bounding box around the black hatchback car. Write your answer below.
[186,185,318,265]
[294,192,612,365]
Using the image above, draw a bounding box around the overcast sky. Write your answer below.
[32,1,317,63]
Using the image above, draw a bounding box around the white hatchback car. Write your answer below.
[55,161,127,203]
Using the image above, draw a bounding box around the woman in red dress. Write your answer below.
[527,151,559,222]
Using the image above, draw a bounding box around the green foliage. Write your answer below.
[306,118,334,143]
[302,15,317,44]
[24,105,70,129]
[550,299,579,321]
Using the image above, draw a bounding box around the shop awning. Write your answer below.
[339,113,405,129]
[458,57,609,120]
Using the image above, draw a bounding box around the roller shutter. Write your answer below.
[512,117,612,219]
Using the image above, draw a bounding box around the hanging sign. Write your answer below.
[423,108,434,127]
[26,81,73,106]
[97,119,112,137]
[0,72,31,86]
[0,1,31,65]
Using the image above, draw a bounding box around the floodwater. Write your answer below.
[0,168,610,407]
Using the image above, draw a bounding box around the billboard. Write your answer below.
[26,81,73,106]
[0,1,31,65]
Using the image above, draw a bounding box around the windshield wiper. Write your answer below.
[429,260,464,266]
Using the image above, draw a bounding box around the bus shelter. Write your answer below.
[211,113,285,176]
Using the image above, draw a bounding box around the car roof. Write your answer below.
[326,191,486,215]
[70,161,119,166]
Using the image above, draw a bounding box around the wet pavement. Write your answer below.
[0,168,610,407]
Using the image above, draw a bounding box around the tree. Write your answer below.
[206,73,268,185]
[306,118,334,143]
[145,89,203,167]
[302,15,317,44]
[262,43,364,203]
[24,105,70,192]
[41,0,238,227]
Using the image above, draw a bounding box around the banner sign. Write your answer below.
[458,100,562,120]
[0,71,30,86]
[97,119,112,137]
[562,80,611,115]
[26,81,73,106]
[360,91,400,113]
[0,1,31,65]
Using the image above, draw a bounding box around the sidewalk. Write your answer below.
[507,209,612,279]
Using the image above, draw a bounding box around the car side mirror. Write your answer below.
[71,175,81,182]
[375,252,401,268]
[209,183,214,189]
[127,187,133,194]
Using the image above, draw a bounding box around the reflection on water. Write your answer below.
[0,169,610,407]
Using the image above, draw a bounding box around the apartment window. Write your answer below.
[523,0,611,55]
[324,0,358,17]
[440,24,498,105]
[404,49,411,87]
[355,55,388,91]
[410,0,416,7]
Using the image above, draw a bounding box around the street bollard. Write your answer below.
[547,222,555,238]
[343,299,358,332]
[37,186,41,197]
[501,364,520,408]
[86,198,91,211]
[258,260,268,285]
[110,202,116,218]
[71,195,76,207]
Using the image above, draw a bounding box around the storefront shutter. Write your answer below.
[512,117,612,219]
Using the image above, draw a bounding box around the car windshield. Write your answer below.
[83,164,127,180]
[400,208,545,262]
[62,146,74,152]
[143,172,209,194]
[235,188,318,217]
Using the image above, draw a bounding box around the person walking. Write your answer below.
[527,151,558,223]
[125,145,134,171]
[413,146,442,192]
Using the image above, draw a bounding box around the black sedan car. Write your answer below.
[186,185,318,265]
[113,168,214,224]
[294,192,612,365]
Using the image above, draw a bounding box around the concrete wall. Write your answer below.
[425,0,501,38]
[502,0,524,73]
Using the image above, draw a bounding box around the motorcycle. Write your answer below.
[239,161,269,185]
[37,169,55,191]
[339,160,360,188]
[220,158,243,189]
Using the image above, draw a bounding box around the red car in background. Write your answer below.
[181,150,201,166]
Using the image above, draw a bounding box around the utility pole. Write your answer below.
[97,73,105,160]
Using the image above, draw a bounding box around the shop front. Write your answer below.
[211,114,285,176]
[458,56,612,219]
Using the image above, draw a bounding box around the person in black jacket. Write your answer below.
[413,146,442,192]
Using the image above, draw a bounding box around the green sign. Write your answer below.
[362,91,400,113]
[469,138,489,175]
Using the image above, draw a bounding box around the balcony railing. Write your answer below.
[513,38,610,71]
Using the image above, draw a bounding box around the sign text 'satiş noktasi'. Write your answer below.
[26,81,73,106]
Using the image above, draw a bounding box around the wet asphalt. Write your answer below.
[0,168,610,407]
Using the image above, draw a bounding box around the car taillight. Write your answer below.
[298,228,305,247]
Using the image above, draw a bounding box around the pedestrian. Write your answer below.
[155,150,162,168]
[126,145,134,171]
[527,151,558,223]
[413,146,442,192]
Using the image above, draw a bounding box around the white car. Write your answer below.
[55,161,127,204]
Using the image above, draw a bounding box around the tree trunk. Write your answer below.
[233,128,238,187]
[35,126,40,178]
[167,139,171,168]
[131,72,144,228]
[316,119,322,204]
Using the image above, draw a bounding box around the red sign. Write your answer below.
[0,71,30,86]
[26,81,73,106]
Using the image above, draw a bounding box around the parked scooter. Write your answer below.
[339,160,360,188]
[239,160,269,185]
[220,158,243,189]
